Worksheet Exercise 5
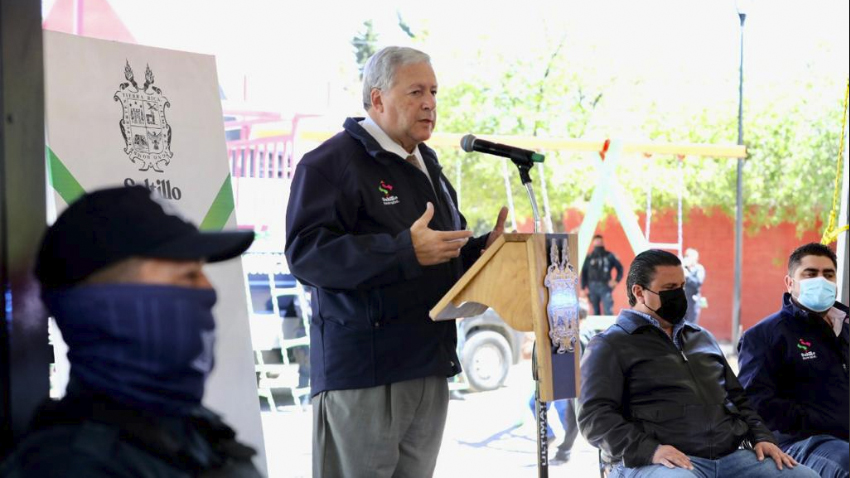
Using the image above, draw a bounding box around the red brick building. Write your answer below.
[560,208,822,341]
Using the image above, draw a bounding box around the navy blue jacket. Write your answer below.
[285,118,488,396]
[0,383,260,478]
[737,294,849,448]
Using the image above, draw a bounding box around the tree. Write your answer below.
[435,56,844,237]
[344,13,844,238]
[352,20,378,80]
[435,42,607,235]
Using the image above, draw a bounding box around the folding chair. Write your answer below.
[598,448,613,478]
[242,252,311,411]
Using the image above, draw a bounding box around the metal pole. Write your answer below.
[73,0,85,36]
[502,158,518,231]
[1,0,50,457]
[532,342,548,478]
[456,158,462,212]
[538,162,554,233]
[521,171,547,478]
[732,11,746,346]
[677,158,684,258]
[837,96,850,305]
[525,183,542,235]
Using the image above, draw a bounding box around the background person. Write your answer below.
[683,247,706,324]
[580,234,623,315]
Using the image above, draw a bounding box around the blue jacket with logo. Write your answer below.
[737,294,849,447]
[284,118,488,396]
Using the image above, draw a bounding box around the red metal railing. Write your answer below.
[225,112,316,180]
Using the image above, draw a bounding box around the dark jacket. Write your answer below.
[0,389,261,478]
[684,263,706,302]
[284,118,487,396]
[577,309,775,468]
[580,247,623,289]
[737,294,849,448]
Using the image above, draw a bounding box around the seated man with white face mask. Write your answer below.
[738,243,849,478]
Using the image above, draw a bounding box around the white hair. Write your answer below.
[362,46,431,110]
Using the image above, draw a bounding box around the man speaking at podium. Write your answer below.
[285,46,507,478]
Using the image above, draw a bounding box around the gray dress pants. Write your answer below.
[312,376,449,478]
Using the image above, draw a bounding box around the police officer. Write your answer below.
[580,234,623,315]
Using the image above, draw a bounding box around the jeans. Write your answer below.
[526,395,579,454]
[588,282,614,315]
[610,449,820,478]
[684,297,702,324]
[784,435,849,478]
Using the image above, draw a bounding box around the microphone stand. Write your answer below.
[512,159,547,478]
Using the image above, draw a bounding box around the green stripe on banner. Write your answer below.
[200,175,235,231]
[46,146,86,205]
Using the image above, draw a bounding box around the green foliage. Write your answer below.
[435,45,607,235]
[619,78,845,235]
[347,17,844,238]
[435,54,845,236]
[742,92,843,234]
[352,20,378,80]
[396,12,416,39]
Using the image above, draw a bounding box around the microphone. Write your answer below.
[460,134,545,165]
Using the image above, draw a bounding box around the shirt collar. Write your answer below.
[359,116,423,164]
[625,309,692,348]
[826,306,849,336]
[785,293,849,337]
[629,309,665,329]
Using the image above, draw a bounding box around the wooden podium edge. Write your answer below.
[429,233,533,320]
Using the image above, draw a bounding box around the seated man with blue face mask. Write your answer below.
[738,243,849,478]
[0,186,261,478]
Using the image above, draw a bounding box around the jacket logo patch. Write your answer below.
[379,180,399,206]
[797,338,817,360]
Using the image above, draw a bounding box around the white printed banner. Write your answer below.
[43,31,266,472]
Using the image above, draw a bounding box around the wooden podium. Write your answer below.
[430,232,581,403]
[431,232,581,476]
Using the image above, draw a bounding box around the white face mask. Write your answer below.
[795,277,837,312]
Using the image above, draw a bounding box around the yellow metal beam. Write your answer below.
[297,131,747,159]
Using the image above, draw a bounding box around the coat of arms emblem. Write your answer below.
[544,238,580,354]
[114,61,173,172]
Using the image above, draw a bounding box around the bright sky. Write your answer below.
[44,0,850,126]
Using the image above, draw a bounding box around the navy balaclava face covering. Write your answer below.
[44,283,217,416]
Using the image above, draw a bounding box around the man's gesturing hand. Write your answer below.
[483,206,509,251]
[652,445,694,470]
[411,203,473,266]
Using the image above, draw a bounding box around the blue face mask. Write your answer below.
[795,277,837,313]
[44,284,217,415]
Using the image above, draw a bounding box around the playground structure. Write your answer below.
[226,99,848,341]
[39,0,849,342]
[41,0,846,343]
[227,120,754,334]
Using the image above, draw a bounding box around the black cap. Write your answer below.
[35,186,254,289]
